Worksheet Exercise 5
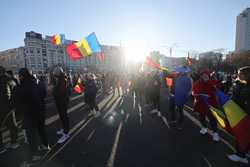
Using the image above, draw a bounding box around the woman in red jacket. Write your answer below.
[192,69,220,141]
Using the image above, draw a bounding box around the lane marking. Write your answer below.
[138,104,142,125]
[161,116,170,129]
[183,110,236,152]
[106,121,123,167]
[40,93,115,159]
[46,92,116,162]
[125,113,130,123]
[184,104,235,139]
[46,117,94,162]
[201,154,213,167]
[2,93,111,143]
[103,97,122,119]
[87,129,96,142]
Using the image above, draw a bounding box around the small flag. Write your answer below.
[51,34,65,45]
[73,85,82,94]
[165,77,173,87]
[97,52,105,61]
[187,52,192,66]
[145,56,168,71]
[66,32,101,61]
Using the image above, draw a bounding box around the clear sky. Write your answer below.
[0,0,249,57]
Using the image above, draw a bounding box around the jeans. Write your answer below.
[0,111,18,147]
[55,99,70,134]
[199,110,218,132]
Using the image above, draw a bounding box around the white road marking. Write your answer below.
[161,116,170,129]
[87,129,96,142]
[201,154,213,167]
[183,110,236,152]
[106,121,123,167]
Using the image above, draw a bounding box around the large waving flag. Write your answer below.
[215,90,250,152]
[51,34,65,45]
[66,32,101,61]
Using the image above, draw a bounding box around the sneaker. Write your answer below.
[56,129,64,135]
[32,155,41,161]
[20,161,35,167]
[150,109,158,114]
[212,132,220,142]
[157,112,161,117]
[9,143,20,149]
[57,133,70,144]
[246,151,250,158]
[38,145,51,151]
[95,111,101,117]
[228,154,249,164]
[0,147,7,154]
[176,126,183,131]
[199,128,208,135]
[23,129,28,144]
[169,120,177,124]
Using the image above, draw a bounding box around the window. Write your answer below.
[37,48,40,54]
[30,57,36,64]
[30,48,34,53]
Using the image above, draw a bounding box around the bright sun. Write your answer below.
[125,46,148,64]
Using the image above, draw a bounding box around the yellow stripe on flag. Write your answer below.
[55,35,61,45]
[75,40,88,56]
[82,38,92,56]
[223,100,247,128]
[210,107,226,128]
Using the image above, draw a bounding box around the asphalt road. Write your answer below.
[0,86,248,167]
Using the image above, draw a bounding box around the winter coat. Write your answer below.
[0,74,12,113]
[232,81,250,115]
[53,74,70,104]
[84,79,98,104]
[192,79,219,114]
[174,75,192,106]
[15,76,43,127]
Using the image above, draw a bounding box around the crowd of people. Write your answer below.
[0,64,250,166]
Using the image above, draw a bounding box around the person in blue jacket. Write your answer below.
[174,67,192,130]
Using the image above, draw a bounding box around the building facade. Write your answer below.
[0,31,125,74]
[0,47,25,73]
[235,8,250,52]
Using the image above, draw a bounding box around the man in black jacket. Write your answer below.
[84,73,100,116]
[53,67,70,144]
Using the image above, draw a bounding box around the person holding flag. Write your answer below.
[227,66,250,164]
[192,69,220,141]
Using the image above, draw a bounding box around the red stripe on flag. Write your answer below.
[66,43,83,61]
[232,116,250,152]
[51,35,56,45]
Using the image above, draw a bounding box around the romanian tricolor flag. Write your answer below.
[215,90,250,152]
[66,32,101,61]
[145,56,168,71]
[51,34,65,45]
[187,52,192,66]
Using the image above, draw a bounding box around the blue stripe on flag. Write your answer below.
[86,32,101,53]
[60,34,65,44]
